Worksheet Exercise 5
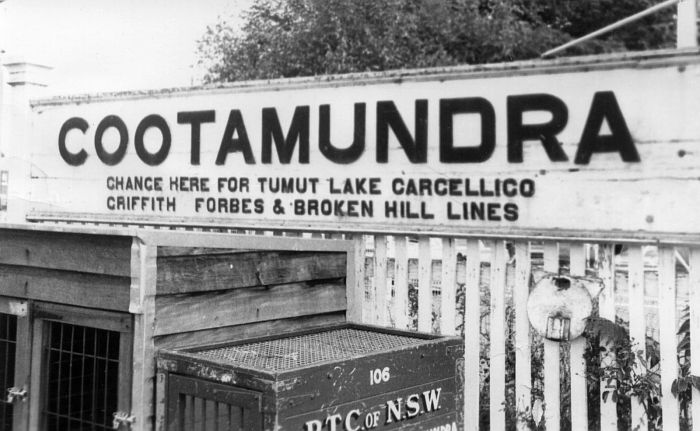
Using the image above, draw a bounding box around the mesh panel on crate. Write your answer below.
[192,328,425,372]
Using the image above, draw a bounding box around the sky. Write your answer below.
[0,0,248,95]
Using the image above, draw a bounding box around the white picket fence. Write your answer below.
[352,234,700,431]
[29,222,700,430]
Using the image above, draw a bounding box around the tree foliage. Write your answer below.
[197,0,676,83]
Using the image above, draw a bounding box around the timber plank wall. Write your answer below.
[0,229,133,311]
[153,248,349,349]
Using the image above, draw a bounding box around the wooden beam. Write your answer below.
[0,264,130,311]
[0,229,131,277]
[154,281,346,336]
[156,251,346,294]
[153,313,346,350]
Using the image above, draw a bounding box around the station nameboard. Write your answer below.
[27,53,700,235]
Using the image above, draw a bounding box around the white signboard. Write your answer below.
[27,54,700,235]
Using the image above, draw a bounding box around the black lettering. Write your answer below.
[58,117,89,166]
[135,114,171,166]
[262,106,310,163]
[507,94,569,163]
[487,203,501,221]
[439,98,496,163]
[178,110,215,165]
[574,91,640,164]
[504,203,519,221]
[319,104,365,163]
[95,115,128,166]
[376,100,428,163]
[521,179,536,197]
[503,178,518,197]
[217,110,255,164]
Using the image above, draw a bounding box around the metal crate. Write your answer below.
[158,324,464,431]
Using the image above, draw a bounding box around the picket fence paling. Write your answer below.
[690,248,700,429]
[440,238,457,336]
[351,233,696,431]
[489,240,507,431]
[392,236,410,330]
[513,241,531,431]
[598,244,618,430]
[542,242,561,431]
[628,245,648,430]
[374,235,388,326]
[417,237,432,333]
[464,239,481,431]
[569,244,588,431]
[658,246,679,431]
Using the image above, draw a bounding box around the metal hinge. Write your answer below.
[6,386,27,403]
[112,411,135,430]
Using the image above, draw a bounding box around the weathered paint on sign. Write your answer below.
[28,53,700,235]
[296,383,453,430]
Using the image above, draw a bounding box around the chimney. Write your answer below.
[3,61,52,88]
[0,59,52,224]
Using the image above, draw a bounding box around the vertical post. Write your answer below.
[464,239,481,431]
[440,238,457,336]
[417,237,432,333]
[689,248,700,427]
[130,238,158,431]
[513,241,532,431]
[489,240,507,431]
[393,236,409,330]
[351,235,366,323]
[543,242,560,431]
[628,245,647,430]
[677,0,698,48]
[374,235,388,326]
[658,247,679,431]
[569,244,588,431]
[598,245,618,429]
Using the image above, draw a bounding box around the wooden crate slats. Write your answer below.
[597,244,618,430]
[374,235,389,326]
[156,251,346,294]
[154,281,347,336]
[417,237,432,333]
[154,313,347,350]
[440,238,457,336]
[489,240,507,431]
[542,241,561,431]
[0,263,130,311]
[464,239,481,431]
[513,241,531,431]
[658,246,680,431]
[0,229,131,277]
[392,236,410,330]
[627,245,648,430]
[569,243,588,431]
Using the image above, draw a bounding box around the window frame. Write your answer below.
[27,302,132,431]
[0,297,29,431]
